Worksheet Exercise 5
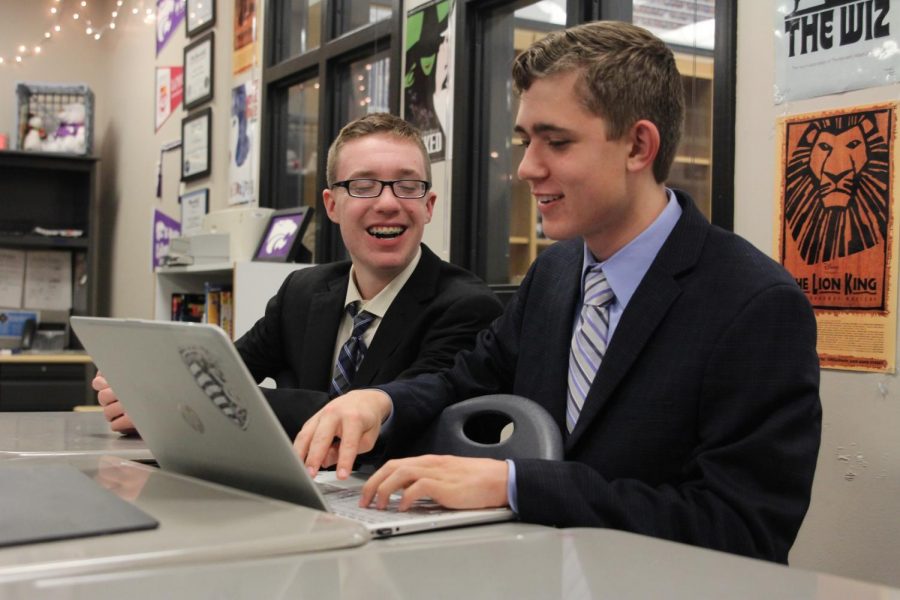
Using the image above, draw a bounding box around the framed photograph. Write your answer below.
[183,32,214,110]
[186,0,216,37]
[253,207,315,263]
[181,108,212,182]
[179,188,209,236]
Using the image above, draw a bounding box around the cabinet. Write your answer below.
[0,151,99,410]
[0,151,99,325]
[154,261,309,340]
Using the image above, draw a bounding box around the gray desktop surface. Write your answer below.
[2,525,899,599]
[0,412,152,460]
[0,455,367,583]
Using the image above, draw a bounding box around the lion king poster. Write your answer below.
[776,103,899,372]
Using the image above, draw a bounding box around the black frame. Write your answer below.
[181,108,212,182]
[179,187,210,234]
[261,0,403,263]
[183,32,215,110]
[449,0,736,278]
[253,207,315,262]
[186,0,216,37]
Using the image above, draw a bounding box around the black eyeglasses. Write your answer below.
[331,179,431,199]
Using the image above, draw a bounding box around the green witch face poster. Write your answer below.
[405,0,454,162]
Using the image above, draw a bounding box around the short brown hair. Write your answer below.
[512,21,684,183]
[326,113,432,186]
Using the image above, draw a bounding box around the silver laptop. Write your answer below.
[70,316,512,538]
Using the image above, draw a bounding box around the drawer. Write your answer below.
[0,380,86,411]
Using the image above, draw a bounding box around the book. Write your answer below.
[204,283,221,326]
[171,293,205,322]
[219,289,233,338]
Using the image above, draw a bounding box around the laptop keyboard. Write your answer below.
[318,482,448,524]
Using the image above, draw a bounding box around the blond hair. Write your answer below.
[326,113,431,186]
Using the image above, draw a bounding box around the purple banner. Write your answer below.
[156,0,186,55]
[152,209,181,269]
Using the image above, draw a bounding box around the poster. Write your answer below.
[404,0,455,162]
[776,103,899,372]
[156,0,186,55]
[233,0,256,75]
[152,209,181,269]
[155,66,184,132]
[774,0,899,103]
[228,81,258,205]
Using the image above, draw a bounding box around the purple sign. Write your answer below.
[156,0,186,55]
[153,209,181,269]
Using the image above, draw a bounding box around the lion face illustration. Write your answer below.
[784,113,890,265]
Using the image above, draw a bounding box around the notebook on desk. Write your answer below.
[70,316,513,538]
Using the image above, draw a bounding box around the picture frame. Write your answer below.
[179,188,209,236]
[181,108,212,182]
[186,0,216,37]
[253,207,315,263]
[183,32,214,110]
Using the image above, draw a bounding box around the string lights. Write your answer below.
[0,0,157,67]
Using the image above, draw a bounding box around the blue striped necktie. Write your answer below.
[329,302,375,398]
[566,266,615,433]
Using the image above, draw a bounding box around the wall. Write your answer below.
[1,0,257,318]
[735,1,900,587]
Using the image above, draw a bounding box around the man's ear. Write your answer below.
[322,188,339,223]
[423,191,437,224]
[627,119,661,175]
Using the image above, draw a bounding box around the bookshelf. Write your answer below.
[0,151,99,409]
[154,262,309,340]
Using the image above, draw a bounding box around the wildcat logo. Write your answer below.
[179,346,248,429]
[784,111,890,265]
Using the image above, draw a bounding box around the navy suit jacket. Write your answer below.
[236,244,503,438]
[381,192,821,563]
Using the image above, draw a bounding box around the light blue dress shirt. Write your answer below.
[507,189,682,513]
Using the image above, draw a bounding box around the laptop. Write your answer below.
[70,316,513,538]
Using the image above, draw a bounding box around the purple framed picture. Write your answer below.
[253,207,314,262]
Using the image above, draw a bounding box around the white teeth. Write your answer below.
[536,195,562,204]
[368,226,406,239]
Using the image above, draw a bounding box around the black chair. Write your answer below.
[412,394,563,460]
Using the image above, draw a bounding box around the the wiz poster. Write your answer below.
[777,103,898,372]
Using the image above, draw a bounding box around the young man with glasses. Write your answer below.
[295,23,821,563]
[95,113,502,441]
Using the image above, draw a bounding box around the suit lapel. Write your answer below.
[298,274,347,391]
[566,192,710,450]
[353,245,439,385]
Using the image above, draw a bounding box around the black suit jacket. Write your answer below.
[381,192,821,563]
[236,244,503,438]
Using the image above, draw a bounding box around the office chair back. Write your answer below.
[412,394,563,461]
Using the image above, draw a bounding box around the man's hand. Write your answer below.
[293,389,392,479]
[92,372,137,435]
[360,455,509,512]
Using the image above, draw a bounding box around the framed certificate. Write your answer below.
[179,188,209,235]
[186,0,215,37]
[183,32,214,110]
[181,108,212,182]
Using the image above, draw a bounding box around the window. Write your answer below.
[452,0,733,284]
[262,1,400,262]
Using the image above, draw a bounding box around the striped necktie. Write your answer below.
[566,266,615,433]
[329,302,375,398]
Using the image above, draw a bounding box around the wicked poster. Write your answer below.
[776,103,898,372]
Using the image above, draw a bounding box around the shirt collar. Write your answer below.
[580,188,682,307]
[345,246,423,319]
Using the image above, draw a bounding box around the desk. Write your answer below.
[2,525,899,599]
[0,455,367,582]
[0,411,151,460]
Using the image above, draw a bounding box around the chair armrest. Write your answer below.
[411,394,563,460]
